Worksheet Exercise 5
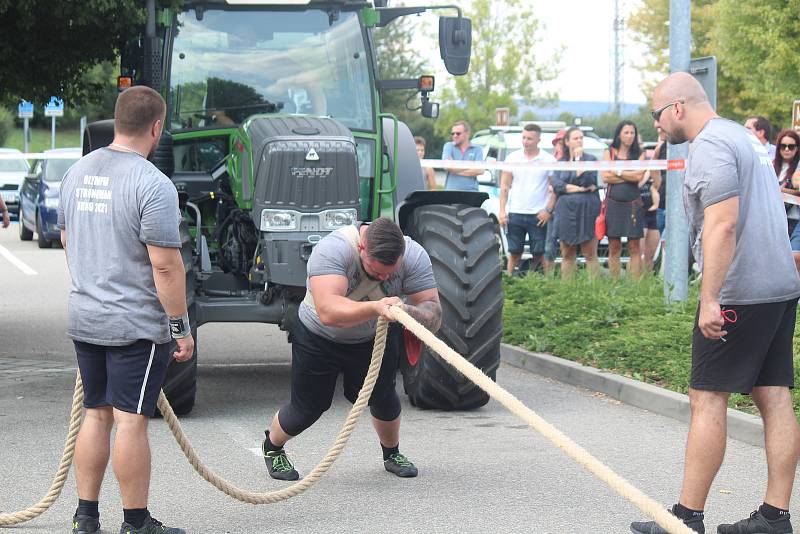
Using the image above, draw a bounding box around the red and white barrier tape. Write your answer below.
[783,193,800,206]
[0,151,81,160]
[420,158,686,172]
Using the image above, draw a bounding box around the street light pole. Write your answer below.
[664,0,691,302]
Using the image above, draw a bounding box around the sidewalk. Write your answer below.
[500,343,765,447]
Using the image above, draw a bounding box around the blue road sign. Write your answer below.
[44,96,65,117]
[18,100,34,118]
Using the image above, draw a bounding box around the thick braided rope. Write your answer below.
[156,317,389,504]
[0,374,84,526]
[392,307,696,534]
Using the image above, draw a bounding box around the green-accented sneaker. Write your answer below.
[383,452,418,478]
[717,510,793,534]
[262,437,300,481]
[119,514,185,534]
[72,514,100,534]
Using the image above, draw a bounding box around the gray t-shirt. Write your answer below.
[299,225,437,343]
[58,148,182,345]
[683,118,800,305]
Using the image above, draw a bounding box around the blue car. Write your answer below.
[19,148,81,248]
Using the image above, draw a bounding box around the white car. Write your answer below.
[0,148,30,219]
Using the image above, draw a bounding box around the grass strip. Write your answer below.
[502,273,800,415]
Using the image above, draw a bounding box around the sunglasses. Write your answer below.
[650,101,682,122]
[780,143,798,151]
[450,131,464,136]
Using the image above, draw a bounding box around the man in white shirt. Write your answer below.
[499,123,557,275]
[745,115,776,159]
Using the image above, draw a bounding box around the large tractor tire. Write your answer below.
[160,220,198,416]
[402,204,503,410]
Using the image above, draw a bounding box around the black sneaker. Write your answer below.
[72,514,100,534]
[119,514,185,534]
[631,507,705,534]
[262,438,300,481]
[383,452,418,478]
[717,510,793,533]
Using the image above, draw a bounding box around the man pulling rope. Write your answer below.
[261,217,442,481]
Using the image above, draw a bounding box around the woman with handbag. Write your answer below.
[601,120,646,279]
[551,126,601,279]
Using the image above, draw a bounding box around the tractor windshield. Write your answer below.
[169,8,374,131]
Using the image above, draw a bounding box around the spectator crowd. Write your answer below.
[412,113,800,280]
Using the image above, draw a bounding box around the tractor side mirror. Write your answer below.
[421,100,439,119]
[439,16,472,76]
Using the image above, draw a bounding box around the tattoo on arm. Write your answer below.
[402,300,442,333]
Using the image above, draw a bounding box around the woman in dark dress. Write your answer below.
[601,120,646,279]
[551,126,601,279]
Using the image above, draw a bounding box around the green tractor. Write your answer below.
[84,0,503,415]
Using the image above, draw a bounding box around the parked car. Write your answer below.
[0,148,31,219]
[19,148,81,248]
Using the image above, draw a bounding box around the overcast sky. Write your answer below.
[414,0,651,105]
[533,0,649,104]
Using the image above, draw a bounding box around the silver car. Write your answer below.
[0,148,30,218]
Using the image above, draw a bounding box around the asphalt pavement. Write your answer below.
[0,224,797,534]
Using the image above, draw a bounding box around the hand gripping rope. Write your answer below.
[1,308,696,534]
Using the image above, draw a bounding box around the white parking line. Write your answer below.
[0,245,37,275]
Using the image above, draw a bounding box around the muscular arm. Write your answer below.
[698,196,739,339]
[401,287,441,333]
[310,274,388,328]
[147,244,189,317]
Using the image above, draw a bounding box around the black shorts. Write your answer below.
[74,339,171,417]
[283,319,401,428]
[643,210,658,230]
[690,299,797,393]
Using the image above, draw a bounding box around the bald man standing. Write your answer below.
[631,73,800,534]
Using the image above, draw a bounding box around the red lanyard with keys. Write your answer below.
[720,308,737,342]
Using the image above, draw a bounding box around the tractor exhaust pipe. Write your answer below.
[142,0,162,91]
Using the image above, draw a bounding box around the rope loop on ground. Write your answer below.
[158,317,388,504]
[2,310,693,533]
[0,374,84,526]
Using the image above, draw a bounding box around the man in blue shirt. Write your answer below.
[441,120,484,190]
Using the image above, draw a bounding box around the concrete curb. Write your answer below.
[500,343,765,448]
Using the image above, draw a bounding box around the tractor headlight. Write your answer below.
[322,209,357,230]
[260,209,297,231]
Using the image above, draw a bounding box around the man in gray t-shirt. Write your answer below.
[58,86,192,534]
[631,73,800,534]
[262,218,441,482]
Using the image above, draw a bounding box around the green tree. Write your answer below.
[628,0,800,128]
[435,0,559,139]
[586,107,657,142]
[710,0,800,127]
[0,1,146,106]
[628,0,716,87]
[0,107,12,146]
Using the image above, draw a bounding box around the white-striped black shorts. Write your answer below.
[73,339,171,416]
